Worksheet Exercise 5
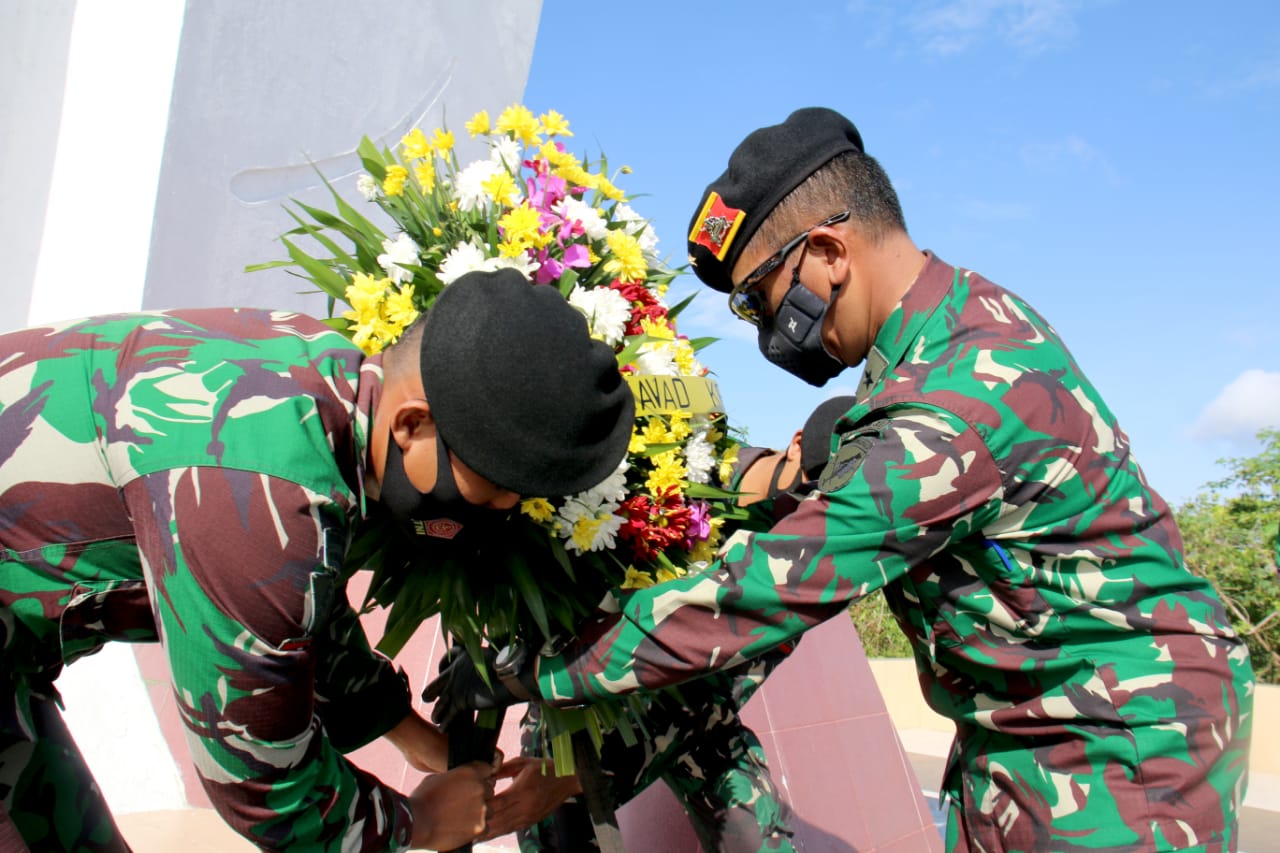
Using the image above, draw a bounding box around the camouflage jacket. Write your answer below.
[537,254,1253,850]
[0,309,414,851]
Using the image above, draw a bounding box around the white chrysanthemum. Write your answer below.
[579,458,630,505]
[567,285,630,347]
[489,137,522,172]
[555,496,625,555]
[636,344,678,376]
[489,253,538,282]
[616,203,659,256]
[559,196,609,241]
[356,174,379,201]
[438,241,489,285]
[684,433,716,484]
[454,159,503,212]
[377,233,419,284]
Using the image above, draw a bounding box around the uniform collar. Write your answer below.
[854,251,958,405]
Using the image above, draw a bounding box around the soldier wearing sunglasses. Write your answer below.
[428,107,1253,853]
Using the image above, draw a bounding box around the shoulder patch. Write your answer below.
[818,418,890,493]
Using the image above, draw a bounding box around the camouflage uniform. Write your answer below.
[0,309,415,851]
[533,254,1254,852]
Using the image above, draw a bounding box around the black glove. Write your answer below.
[422,643,539,730]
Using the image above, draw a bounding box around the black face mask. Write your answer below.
[757,269,847,387]
[380,430,500,544]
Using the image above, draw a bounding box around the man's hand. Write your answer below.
[407,760,494,850]
[479,756,582,840]
[422,645,538,730]
[383,710,449,773]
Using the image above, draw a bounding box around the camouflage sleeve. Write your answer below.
[123,467,414,852]
[538,406,1003,704]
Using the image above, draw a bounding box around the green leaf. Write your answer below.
[558,268,579,297]
[244,259,297,273]
[280,237,349,301]
[508,559,552,642]
[684,482,739,499]
[356,136,388,180]
[667,292,697,321]
[687,335,720,353]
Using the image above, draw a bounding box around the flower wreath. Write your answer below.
[253,104,749,768]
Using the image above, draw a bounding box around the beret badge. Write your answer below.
[688,191,745,263]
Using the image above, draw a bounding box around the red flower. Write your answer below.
[617,488,692,563]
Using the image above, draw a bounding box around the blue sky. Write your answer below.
[522,1,1280,507]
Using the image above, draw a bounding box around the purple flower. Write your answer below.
[684,500,712,545]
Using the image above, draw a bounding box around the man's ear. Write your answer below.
[808,226,851,289]
[390,399,435,449]
[785,429,804,462]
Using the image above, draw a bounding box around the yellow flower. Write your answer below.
[497,239,528,259]
[496,104,541,146]
[571,515,605,553]
[383,287,419,327]
[383,164,408,196]
[603,230,646,283]
[540,141,577,168]
[674,339,700,375]
[640,315,674,340]
[595,176,625,202]
[667,413,692,441]
[620,165,633,174]
[718,445,740,486]
[539,110,572,137]
[401,128,430,159]
[646,450,686,495]
[413,160,436,194]
[465,110,491,136]
[345,272,388,314]
[628,424,648,454]
[498,204,549,249]
[349,322,380,355]
[431,128,455,153]
[520,498,555,523]
[482,170,519,206]
[640,417,673,445]
[620,567,654,590]
[432,226,443,237]
[655,566,683,584]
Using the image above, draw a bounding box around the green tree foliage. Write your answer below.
[850,593,913,658]
[1176,427,1280,683]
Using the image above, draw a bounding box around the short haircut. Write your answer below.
[751,150,906,257]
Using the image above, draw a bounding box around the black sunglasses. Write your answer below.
[728,210,851,326]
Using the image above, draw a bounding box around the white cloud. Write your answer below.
[904,0,1080,56]
[1019,134,1122,184]
[1190,369,1280,441]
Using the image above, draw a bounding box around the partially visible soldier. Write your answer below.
[494,396,856,853]
[427,109,1255,852]
[0,269,634,852]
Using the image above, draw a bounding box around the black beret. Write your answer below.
[799,395,856,480]
[687,107,865,293]
[420,269,635,496]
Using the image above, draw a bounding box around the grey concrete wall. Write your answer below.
[143,0,543,316]
[0,1,77,333]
